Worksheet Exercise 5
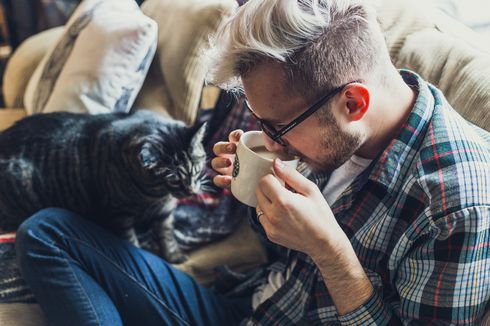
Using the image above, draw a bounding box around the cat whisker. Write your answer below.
[201,184,219,194]
[200,177,213,184]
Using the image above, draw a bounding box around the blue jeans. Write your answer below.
[15,208,252,326]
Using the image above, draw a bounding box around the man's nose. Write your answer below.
[262,132,284,152]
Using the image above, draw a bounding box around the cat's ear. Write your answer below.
[189,122,207,149]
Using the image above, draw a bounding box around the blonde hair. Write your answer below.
[205,0,390,101]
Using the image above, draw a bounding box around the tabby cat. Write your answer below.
[0,109,208,263]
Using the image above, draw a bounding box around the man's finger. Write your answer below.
[213,175,231,188]
[272,158,315,196]
[257,174,285,203]
[228,129,243,143]
[255,189,273,230]
[213,141,236,156]
[256,185,273,210]
[211,157,232,172]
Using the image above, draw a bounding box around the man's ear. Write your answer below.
[343,83,370,121]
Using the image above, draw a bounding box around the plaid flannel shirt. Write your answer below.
[241,70,490,325]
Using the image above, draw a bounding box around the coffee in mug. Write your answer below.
[249,145,293,160]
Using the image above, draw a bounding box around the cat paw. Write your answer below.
[164,250,188,264]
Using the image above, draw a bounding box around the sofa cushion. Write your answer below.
[394,30,490,131]
[0,303,47,326]
[0,109,27,131]
[2,28,64,109]
[135,0,237,125]
[379,0,490,131]
[23,0,157,115]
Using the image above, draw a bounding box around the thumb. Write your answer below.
[273,158,314,196]
[229,129,243,143]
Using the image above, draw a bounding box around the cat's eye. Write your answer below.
[166,174,179,182]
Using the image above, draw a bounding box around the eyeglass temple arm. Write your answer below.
[272,84,346,141]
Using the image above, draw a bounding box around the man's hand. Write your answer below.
[255,158,345,257]
[256,158,373,315]
[211,130,243,188]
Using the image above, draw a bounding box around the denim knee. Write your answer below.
[15,208,74,263]
[16,207,71,240]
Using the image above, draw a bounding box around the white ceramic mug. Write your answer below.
[231,131,299,207]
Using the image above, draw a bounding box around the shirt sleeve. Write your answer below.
[340,206,490,325]
[337,289,399,325]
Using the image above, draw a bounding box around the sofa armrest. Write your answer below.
[0,108,27,130]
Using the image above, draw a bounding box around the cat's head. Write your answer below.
[125,119,208,198]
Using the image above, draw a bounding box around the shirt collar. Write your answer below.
[366,69,435,193]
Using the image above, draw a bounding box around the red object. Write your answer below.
[0,232,16,243]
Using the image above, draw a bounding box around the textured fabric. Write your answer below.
[321,155,373,206]
[0,0,78,48]
[23,0,157,115]
[0,234,33,304]
[0,109,27,131]
[135,0,237,125]
[240,71,490,325]
[0,303,47,326]
[434,0,490,38]
[379,0,490,131]
[2,28,64,108]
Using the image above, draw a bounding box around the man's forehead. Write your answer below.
[242,62,306,120]
[242,61,287,93]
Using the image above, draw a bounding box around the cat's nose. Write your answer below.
[190,182,201,194]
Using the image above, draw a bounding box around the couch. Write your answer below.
[1,0,489,324]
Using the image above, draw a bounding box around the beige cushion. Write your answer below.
[0,109,27,130]
[379,0,490,131]
[2,28,64,108]
[135,0,237,125]
[0,303,47,326]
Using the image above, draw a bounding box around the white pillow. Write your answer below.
[24,0,157,115]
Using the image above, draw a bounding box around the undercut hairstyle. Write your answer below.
[205,0,391,103]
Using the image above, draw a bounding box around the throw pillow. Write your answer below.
[134,0,237,125]
[23,0,157,115]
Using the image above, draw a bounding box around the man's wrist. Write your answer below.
[310,235,374,315]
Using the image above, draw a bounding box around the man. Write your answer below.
[15,0,489,325]
[209,0,490,324]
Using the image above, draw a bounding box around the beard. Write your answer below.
[315,128,362,173]
[285,114,363,174]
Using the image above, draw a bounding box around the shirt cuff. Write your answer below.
[337,289,393,325]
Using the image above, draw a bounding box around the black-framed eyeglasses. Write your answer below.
[245,82,355,146]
